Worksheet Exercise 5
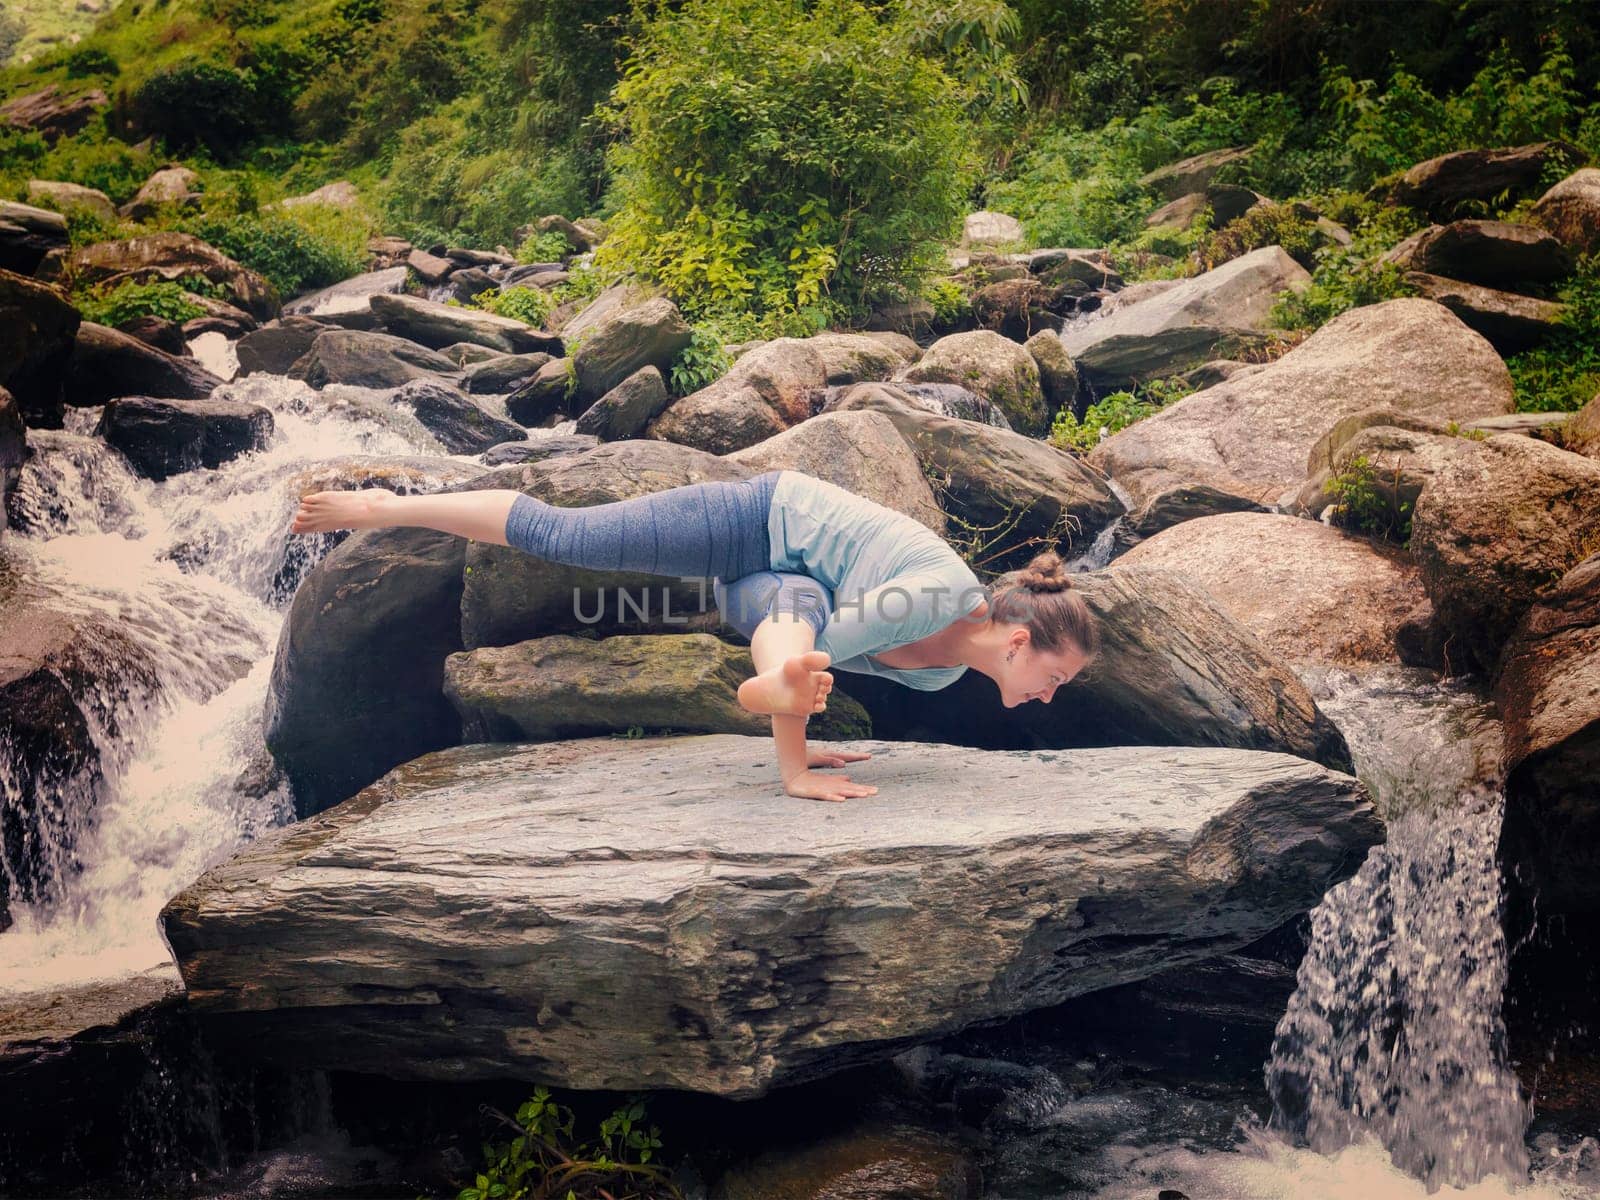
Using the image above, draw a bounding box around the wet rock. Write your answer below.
[1497,554,1600,916]
[573,365,672,441]
[820,382,1122,571]
[1402,271,1565,354]
[367,235,413,268]
[236,316,327,376]
[53,232,279,321]
[1410,434,1600,672]
[1120,513,1434,669]
[96,395,273,481]
[1389,142,1583,215]
[118,165,203,221]
[282,266,409,320]
[179,293,259,340]
[459,441,752,650]
[287,329,459,390]
[461,351,552,395]
[370,292,562,356]
[115,313,188,357]
[0,200,69,275]
[0,268,81,427]
[480,433,598,465]
[444,266,497,303]
[1139,146,1250,200]
[715,1123,981,1200]
[266,491,481,816]
[1529,167,1600,256]
[571,297,692,403]
[899,329,1048,435]
[1031,248,1122,291]
[0,388,23,529]
[1062,246,1309,387]
[389,378,526,454]
[26,180,117,223]
[64,322,225,406]
[444,632,869,743]
[1090,299,1512,532]
[729,410,945,534]
[159,735,1377,1093]
[0,85,108,142]
[1381,220,1574,290]
[504,358,573,425]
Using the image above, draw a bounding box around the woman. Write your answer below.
[289,469,1099,802]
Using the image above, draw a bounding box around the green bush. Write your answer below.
[1048,376,1192,452]
[515,229,574,263]
[464,285,553,327]
[130,63,282,157]
[1507,257,1600,413]
[594,0,976,332]
[668,325,731,395]
[1323,452,1413,542]
[64,47,120,78]
[178,205,370,297]
[1194,202,1322,271]
[74,279,207,327]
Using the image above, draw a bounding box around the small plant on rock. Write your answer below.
[1323,452,1413,542]
[668,325,731,395]
[466,285,553,328]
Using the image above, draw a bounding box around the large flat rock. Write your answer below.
[161,735,1379,1097]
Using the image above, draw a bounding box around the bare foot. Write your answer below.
[290,488,396,535]
[738,650,833,717]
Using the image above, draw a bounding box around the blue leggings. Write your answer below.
[503,471,833,640]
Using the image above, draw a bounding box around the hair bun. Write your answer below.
[1019,549,1074,594]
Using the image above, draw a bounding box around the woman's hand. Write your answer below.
[806,747,873,769]
[784,769,879,803]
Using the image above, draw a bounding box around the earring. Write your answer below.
[1006,649,1016,662]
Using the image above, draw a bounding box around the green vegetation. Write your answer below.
[176,203,373,296]
[1048,376,1194,452]
[667,325,731,395]
[1323,452,1413,542]
[446,1086,680,1200]
[464,284,554,327]
[1506,258,1600,413]
[74,279,207,327]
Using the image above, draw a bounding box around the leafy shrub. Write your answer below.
[1194,202,1322,271]
[74,280,207,327]
[465,285,553,327]
[1271,205,1427,331]
[64,47,120,78]
[1506,257,1600,413]
[1323,452,1413,542]
[985,120,1156,248]
[1048,376,1193,452]
[0,122,160,206]
[178,205,370,297]
[922,277,970,324]
[130,63,282,156]
[447,1086,679,1200]
[595,0,976,331]
[515,229,574,264]
[668,325,731,395]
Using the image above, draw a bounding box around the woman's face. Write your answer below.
[1001,635,1090,708]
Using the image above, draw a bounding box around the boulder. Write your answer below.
[179,293,259,340]
[55,232,279,321]
[444,267,497,303]
[94,395,273,481]
[118,165,203,222]
[389,378,526,454]
[265,462,487,815]
[898,330,1048,436]
[553,280,661,342]
[459,441,751,650]
[962,211,1025,246]
[1389,142,1583,214]
[1207,184,1270,226]
[282,266,409,320]
[444,632,869,742]
[1292,418,1475,524]
[0,268,80,428]
[728,410,946,534]
[1497,554,1600,915]
[534,213,597,251]
[0,388,24,529]
[1402,271,1565,354]
[716,1124,980,1200]
[1565,390,1600,459]
[64,322,224,407]
[460,351,552,395]
[369,292,562,356]
[809,331,919,383]
[441,342,506,367]
[1060,246,1310,387]
[647,338,827,454]
[970,278,1060,341]
[1410,434,1600,672]
[835,564,1352,773]
[159,734,1378,1094]
[26,180,117,223]
[404,247,453,285]
[367,236,413,268]
[1024,329,1079,416]
[820,383,1122,570]
[1529,167,1600,256]
[571,297,692,403]
[1145,192,1208,231]
[0,201,69,275]
[1119,513,1433,669]
[1139,147,1250,200]
[505,358,573,426]
[115,314,188,357]
[287,329,459,390]
[236,317,327,377]
[1031,248,1123,290]
[0,86,108,142]
[1380,220,1574,290]
[573,365,672,441]
[864,297,936,337]
[481,434,599,466]
[1090,299,1513,532]
[276,181,360,210]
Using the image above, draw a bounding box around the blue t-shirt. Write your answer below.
[766,470,988,691]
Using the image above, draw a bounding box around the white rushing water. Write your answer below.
[0,374,502,998]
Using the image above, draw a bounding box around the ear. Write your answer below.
[1009,626,1031,654]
